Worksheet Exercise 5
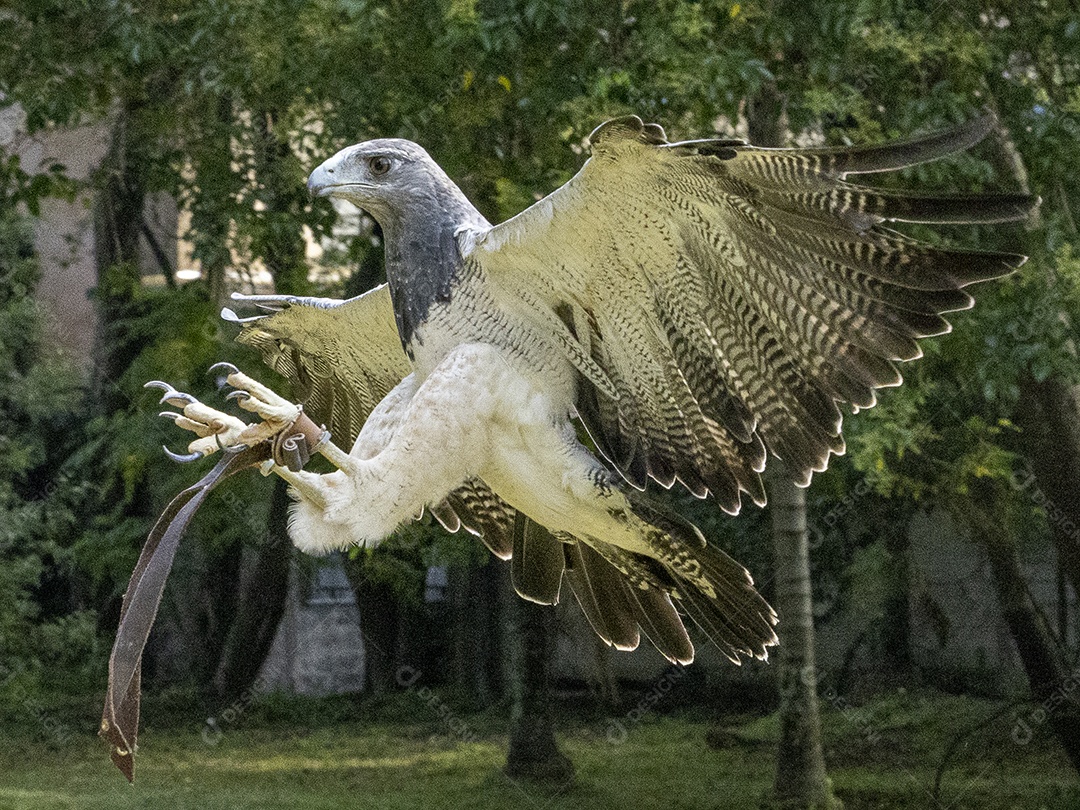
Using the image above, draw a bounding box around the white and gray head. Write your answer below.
[307,138,474,228]
[308,138,489,347]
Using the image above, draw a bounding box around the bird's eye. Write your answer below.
[368,156,392,176]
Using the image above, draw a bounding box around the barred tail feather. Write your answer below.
[617,485,778,663]
[671,541,778,665]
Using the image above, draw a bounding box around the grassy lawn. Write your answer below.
[0,688,1076,810]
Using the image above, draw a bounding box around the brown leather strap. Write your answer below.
[270,410,329,471]
[100,443,271,782]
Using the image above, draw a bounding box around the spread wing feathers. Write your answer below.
[224,286,515,554]
[225,285,408,443]
[470,113,1035,498]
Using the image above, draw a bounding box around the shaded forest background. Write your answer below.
[0,0,1078,805]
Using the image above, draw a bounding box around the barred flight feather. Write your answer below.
[475,112,1035,490]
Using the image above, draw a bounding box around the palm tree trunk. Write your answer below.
[748,80,841,810]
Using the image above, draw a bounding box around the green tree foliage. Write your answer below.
[0,207,98,693]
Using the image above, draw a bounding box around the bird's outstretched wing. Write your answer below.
[225,284,516,558]
[467,113,1036,508]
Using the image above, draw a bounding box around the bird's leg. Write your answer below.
[261,464,330,511]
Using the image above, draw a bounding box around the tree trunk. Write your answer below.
[93,105,149,411]
[748,81,841,810]
[504,516,573,785]
[253,108,309,295]
[186,106,306,699]
[880,517,913,681]
[212,479,292,702]
[984,110,1080,639]
[747,81,787,148]
[766,470,842,810]
[196,92,235,307]
[183,540,242,693]
[341,550,402,694]
[967,478,1080,773]
[1012,375,1080,604]
[450,556,501,706]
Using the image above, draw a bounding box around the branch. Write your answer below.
[140,218,175,287]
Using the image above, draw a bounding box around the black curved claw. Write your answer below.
[214,432,248,455]
[162,445,202,463]
[209,362,239,377]
[225,389,251,402]
[162,392,197,408]
[144,380,177,397]
[145,381,198,408]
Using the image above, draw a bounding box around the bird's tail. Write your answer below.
[503,488,777,666]
[619,486,779,664]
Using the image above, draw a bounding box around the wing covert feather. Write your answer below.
[229,284,409,445]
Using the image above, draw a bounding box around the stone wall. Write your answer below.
[0,103,178,366]
[259,557,367,696]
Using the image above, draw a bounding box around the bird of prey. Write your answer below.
[166,112,1036,664]
[103,113,1034,776]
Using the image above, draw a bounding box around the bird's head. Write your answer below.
[307,139,460,225]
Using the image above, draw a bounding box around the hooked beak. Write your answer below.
[307,162,335,198]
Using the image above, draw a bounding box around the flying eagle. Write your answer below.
[102,113,1034,778]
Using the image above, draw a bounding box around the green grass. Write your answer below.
[0,689,1076,810]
